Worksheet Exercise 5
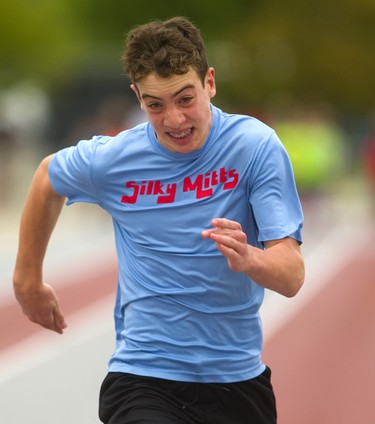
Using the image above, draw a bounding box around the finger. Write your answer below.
[201,228,217,238]
[202,226,243,240]
[53,307,67,334]
[30,307,66,334]
[30,312,59,333]
[210,231,247,247]
[216,241,238,258]
[210,218,242,231]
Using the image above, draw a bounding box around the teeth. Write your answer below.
[169,128,192,139]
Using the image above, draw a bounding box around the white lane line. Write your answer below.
[0,292,115,384]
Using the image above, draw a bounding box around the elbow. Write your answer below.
[283,262,305,298]
[283,278,304,298]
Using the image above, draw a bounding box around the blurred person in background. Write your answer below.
[13,17,304,424]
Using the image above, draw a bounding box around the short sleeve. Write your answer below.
[48,136,108,205]
[249,132,303,244]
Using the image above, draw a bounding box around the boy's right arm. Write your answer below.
[13,155,68,334]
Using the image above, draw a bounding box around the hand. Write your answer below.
[14,282,67,334]
[202,218,250,272]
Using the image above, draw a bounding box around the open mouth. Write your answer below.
[168,128,193,140]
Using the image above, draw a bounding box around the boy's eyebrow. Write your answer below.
[141,84,195,100]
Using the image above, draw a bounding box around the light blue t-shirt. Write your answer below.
[49,105,303,383]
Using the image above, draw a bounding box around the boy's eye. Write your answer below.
[180,96,192,105]
[147,102,162,110]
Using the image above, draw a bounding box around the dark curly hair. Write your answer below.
[122,17,209,85]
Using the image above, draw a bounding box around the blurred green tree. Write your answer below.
[1,0,373,118]
[0,0,88,88]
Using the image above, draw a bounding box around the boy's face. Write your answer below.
[132,67,216,154]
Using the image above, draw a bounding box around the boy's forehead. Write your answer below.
[137,69,201,99]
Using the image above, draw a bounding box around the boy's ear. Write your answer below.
[206,67,216,99]
[130,84,144,111]
[131,84,140,101]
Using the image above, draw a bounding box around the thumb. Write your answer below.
[53,306,67,334]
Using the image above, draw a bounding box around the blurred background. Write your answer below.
[0,1,374,423]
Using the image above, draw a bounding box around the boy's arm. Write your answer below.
[13,155,68,334]
[202,218,305,297]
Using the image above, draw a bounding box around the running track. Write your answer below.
[1,191,374,423]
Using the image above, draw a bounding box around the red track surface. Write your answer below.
[263,230,375,424]
[0,261,117,351]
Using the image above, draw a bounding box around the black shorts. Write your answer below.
[99,367,277,424]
